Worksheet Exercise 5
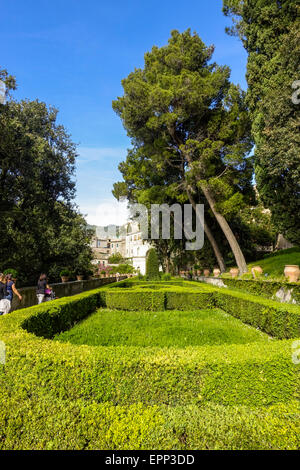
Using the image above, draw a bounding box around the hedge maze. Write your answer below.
[0,279,299,449]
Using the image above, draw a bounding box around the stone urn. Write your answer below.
[203,269,210,277]
[197,270,201,276]
[230,268,239,278]
[61,276,69,283]
[76,275,84,281]
[213,268,221,278]
[284,265,300,283]
[251,266,263,278]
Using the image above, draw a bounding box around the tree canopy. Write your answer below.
[0,68,93,285]
[113,29,254,273]
[223,0,300,244]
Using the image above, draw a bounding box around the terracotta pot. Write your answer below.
[230,268,239,278]
[203,269,210,277]
[284,265,300,283]
[197,270,201,276]
[76,275,84,281]
[61,276,69,283]
[251,266,263,278]
[213,268,221,278]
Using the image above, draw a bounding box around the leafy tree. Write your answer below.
[146,248,160,280]
[223,1,300,243]
[110,263,135,274]
[108,252,124,264]
[0,68,93,285]
[113,30,253,273]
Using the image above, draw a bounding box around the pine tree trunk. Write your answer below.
[201,185,248,274]
[187,190,226,272]
[203,222,226,273]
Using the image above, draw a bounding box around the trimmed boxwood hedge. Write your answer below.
[220,278,300,304]
[18,281,300,340]
[213,287,300,339]
[0,280,299,449]
[1,398,299,450]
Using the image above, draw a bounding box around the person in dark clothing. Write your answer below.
[0,273,7,300]
[5,274,22,303]
[0,273,10,315]
[36,273,48,304]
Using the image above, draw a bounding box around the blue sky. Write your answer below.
[1,0,247,225]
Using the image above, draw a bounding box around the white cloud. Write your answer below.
[80,199,129,226]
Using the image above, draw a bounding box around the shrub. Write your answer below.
[108,253,124,264]
[3,268,18,279]
[112,264,135,274]
[213,287,300,339]
[161,273,171,281]
[0,280,299,449]
[165,289,214,310]
[105,289,165,311]
[59,268,72,278]
[219,278,300,304]
[146,249,160,280]
[0,398,299,450]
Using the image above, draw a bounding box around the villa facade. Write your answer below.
[90,222,152,274]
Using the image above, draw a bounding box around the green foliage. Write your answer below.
[0,399,299,450]
[221,277,300,304]
[112,29,254,273]
[108,253,124,264]
[0,68,93,285]
[223,1,300,243]
[59,268,72,278]
[214,287,300,339]
[248,248,300,280]
[146,248,160,280]
[110,263,135,274]
[3,268,18,278]
[0,280,299,449]
[161,273,171,281]
[105,289,165,311]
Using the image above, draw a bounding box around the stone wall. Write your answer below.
[11,277,124,311]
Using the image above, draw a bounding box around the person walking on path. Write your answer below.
[36,273,51,304]
[5,273,22,305]
[0,273,10,315]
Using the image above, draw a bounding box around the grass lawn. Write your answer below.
[55,308,270,347]
[248,247,300,279]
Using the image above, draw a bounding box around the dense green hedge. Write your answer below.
[17,281,300,340]
[1,326,298,407]
[0,281,299,449]
[1,397,299,449]
[220,278,300,304]
[21,289,105,338]
[105,289,165,311]
[213,288,300,339]
[146,248,160,280]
